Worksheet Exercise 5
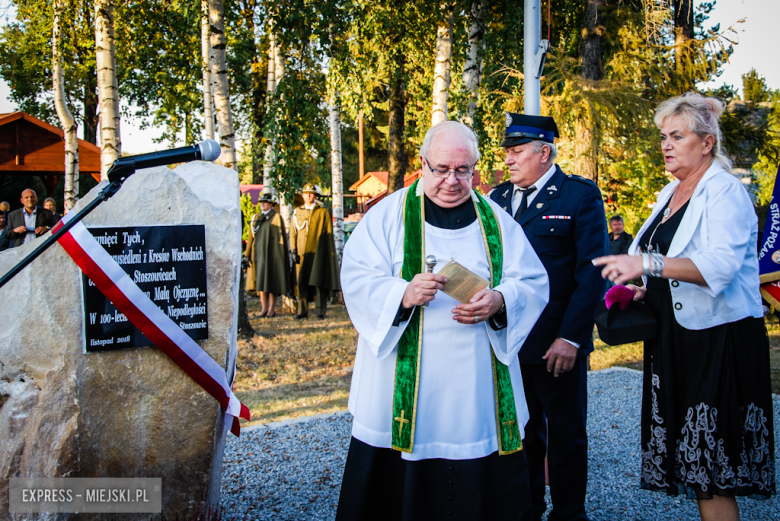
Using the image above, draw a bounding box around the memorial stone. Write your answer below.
[0,162,241,519]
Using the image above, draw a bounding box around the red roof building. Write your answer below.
[0,112,101,197]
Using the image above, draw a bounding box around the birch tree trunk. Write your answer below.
[207,0,252,334]
[262,31,276,188]
[95,0,120,180]
[462,1,484,127]
[201,0,214,140]
[431,5,453,125]
[250,15,264,184]
[273,38,285,89]
[53,0,78,211]
[329,93,344,265]
[208,0,237,170]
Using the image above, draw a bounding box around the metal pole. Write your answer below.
[524,0,541,115]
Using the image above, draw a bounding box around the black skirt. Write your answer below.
[335,437,532,521]
[640,284,776,500]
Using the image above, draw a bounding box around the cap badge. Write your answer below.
[505,113,512,128]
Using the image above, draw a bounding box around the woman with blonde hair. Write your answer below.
[595,92,775,520]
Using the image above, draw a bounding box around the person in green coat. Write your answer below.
[245,192,293,317]
[290,184,340,319]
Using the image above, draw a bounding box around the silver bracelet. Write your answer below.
[642,253,650,276]
[649,252,664,278]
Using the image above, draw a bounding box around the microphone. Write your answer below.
[107,140,221,182]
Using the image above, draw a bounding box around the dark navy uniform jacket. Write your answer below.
[490,165,608,364]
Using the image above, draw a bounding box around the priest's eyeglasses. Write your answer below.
[425,158,474,180]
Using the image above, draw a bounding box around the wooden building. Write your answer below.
[0,111,101,197]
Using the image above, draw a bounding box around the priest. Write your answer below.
[336,121,550,520]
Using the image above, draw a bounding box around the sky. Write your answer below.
[0,0,778,154]
[701,0,780,92]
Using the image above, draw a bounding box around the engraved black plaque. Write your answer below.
[82,225,208,352]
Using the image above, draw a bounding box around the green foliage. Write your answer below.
[240,193,260,242]
[0,0,97,140]
[264,56,330,204]
[117,0,204,145]
[1,0,771,234]
[721,105,777,169]
[0,5,55,123]
[236,141,256,185]
[491,0,743,233]
[742,68,770,103]
[704,83,737,104]
[225,0,267,150]
[753,92,780,208]
[460,0,529,175]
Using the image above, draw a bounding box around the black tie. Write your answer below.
[514,186,537,221]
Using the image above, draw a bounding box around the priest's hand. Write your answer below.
[451,288,504,325]
[542,338,577,377]
[402,273,448,308]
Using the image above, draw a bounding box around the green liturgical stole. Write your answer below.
[391,179,522,455]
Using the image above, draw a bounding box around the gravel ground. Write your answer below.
[220,368,780,520]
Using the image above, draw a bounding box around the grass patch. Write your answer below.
[234,297,357,427]
[590,338,643,372]
[236,297,780,428]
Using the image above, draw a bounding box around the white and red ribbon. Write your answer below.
[53,214,250,436]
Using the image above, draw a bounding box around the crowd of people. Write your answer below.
[337,92,775,521]
[244,184,340,319]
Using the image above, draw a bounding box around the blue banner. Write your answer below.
[758,164,780,282]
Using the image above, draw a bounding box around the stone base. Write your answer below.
[0,162,241,520]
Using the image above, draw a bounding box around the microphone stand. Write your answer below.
[0,158,138,290]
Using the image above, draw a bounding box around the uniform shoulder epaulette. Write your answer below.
[490,180,514,198]
[566,174,597,186]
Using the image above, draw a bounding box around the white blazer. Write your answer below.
[629,162,763,330]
